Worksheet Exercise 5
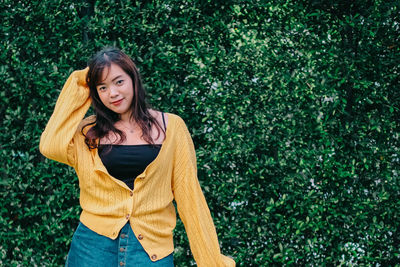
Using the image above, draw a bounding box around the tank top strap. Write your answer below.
[162,112,166,131]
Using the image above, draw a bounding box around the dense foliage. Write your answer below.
[1,0,399,266]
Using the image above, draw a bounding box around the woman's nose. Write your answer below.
[109,86,119,97]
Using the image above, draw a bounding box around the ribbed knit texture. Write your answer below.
[39,68,235,266]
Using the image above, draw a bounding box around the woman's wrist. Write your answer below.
[72,67,89,87]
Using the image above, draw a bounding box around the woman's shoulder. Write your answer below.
[147,110,193,144]
[148,109,186,128]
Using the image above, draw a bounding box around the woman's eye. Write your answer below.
[116,80,124,85]
[98,86,107,91]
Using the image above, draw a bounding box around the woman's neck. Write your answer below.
[119,112,133,124]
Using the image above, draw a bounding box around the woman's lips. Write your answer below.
[111,99,123,106]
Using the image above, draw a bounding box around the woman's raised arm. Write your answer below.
[39,67,91,167]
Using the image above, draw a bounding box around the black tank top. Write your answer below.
[98,113,167,190]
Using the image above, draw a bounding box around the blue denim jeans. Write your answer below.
[65,222,174,267]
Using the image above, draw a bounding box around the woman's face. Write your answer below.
[96,63,134,119]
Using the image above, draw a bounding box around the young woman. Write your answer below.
[39,47,235,267]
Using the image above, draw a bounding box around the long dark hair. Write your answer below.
[82,47,165,149]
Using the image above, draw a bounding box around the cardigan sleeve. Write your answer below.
[39,67,91,167]
[172,117,236,267]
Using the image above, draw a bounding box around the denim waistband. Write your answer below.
[65,221,174,266]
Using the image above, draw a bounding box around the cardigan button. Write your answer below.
[138,234,143,240]
[119,261,125,266]
[151,254,157,260]
[126,214,130,220]
[130,192,133,196]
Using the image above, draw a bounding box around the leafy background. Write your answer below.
[1,0,399,266]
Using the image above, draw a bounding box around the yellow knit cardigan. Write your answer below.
[39,68,235,266]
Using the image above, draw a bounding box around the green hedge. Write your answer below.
[1,0,399,266]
